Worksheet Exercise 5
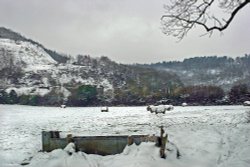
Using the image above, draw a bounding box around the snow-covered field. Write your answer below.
[0,105,250,167]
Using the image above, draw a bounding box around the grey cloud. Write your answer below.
[0,0,250,63]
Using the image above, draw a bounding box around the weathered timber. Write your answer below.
[159,126,167,158]
[42,131,158,156]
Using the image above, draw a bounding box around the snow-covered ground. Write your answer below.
[0,105,250,167]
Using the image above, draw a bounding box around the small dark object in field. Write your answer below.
[176,149,181,159]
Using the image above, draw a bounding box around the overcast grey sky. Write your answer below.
[0,0,250,64]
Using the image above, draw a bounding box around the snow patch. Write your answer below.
[0,39,57,72]
[5,87,51,96]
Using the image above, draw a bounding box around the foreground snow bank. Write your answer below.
[27,142,183,167]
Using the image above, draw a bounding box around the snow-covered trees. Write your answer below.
[175,85,225,105]
[229,84,250,104]
[68,85,98,106]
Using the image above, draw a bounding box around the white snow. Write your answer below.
[27,142,180,167]
[60,86,71,98]
[41,78,49,87]
[5,87,51,97]
[208,69,221,75]
[0,38,57,71]
[99,78,113,92]
[0,105,250,167]
[57,73,95,85]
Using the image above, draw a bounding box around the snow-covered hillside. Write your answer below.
[0,38,114,98]
[0,105,250,167]
[0,27,116,99]
[0,38,118,99]
[147,56,250,91]
[0,27,182,105]
[0,38,57,71]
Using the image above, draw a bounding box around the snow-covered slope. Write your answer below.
[0,38,57,71]
[0,37,115,98]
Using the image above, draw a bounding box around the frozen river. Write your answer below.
[0,105,250,167]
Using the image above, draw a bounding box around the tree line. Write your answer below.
[0,84,249,106]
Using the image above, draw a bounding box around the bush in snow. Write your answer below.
[68,85,98,106]
[229,84,250,104]
[175,85,225,105]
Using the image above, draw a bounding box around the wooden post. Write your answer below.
[159,126,167,158]
[67,134,73,143]
[127,136,134,145]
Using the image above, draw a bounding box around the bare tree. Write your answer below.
[161,0,250,39]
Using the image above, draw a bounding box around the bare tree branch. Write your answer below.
[161,0,250,39]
